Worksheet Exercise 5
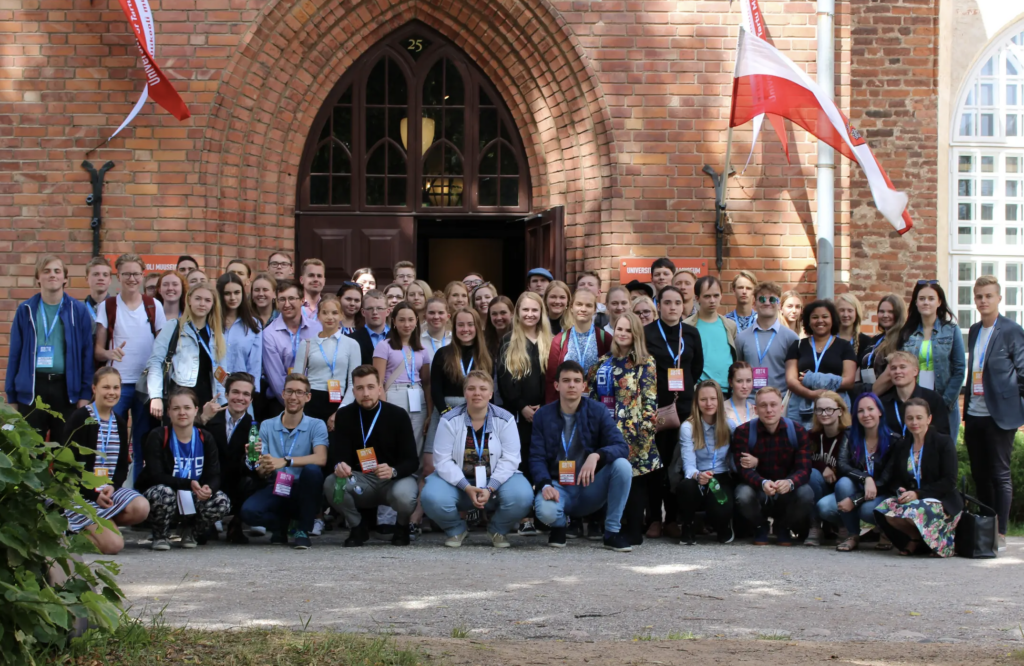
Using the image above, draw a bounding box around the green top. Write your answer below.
[918,340,934,371]
[696,317,731,387]
[36,301,66,374]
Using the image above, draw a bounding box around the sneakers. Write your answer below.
[804,526,822,547]
[249,526,267,537]
[753,524,770,546]
[776,530,794,547]
[293,531,311,550]
[151,537,171,551]
[408,523,421,541]
[214,520,224,533]
[311,518,325,537]
[717,520,735,544]
[180,527,197,549]
[518,520,538,536]
[270,531,289,545]
[489,532,511,548]
[997,533,1007,552]
[603,531,633,552]
[587,518,604,541]
[392,529,411,546]
[344,524,369,548]
[445,530,469,548]
[227,523,250,545]
[548,526,567,548]
[566,518,582,539]
[679,524,696,546]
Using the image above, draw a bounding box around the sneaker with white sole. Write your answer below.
[445,531,469,548]
[214,520,224,533]
[311,518,325,537]
[997,533,1007,552]
[151,537,171,551]
[518,519,538,536]
[249,526,267,536]
[180,527,197,549]
[489,532,511,548]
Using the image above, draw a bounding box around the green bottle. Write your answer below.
[247,422,260,463]
[708,477,728,505]
[333,476,348,505]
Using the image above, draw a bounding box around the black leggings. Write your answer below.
[676,473,737,533]
[647,427,681,525]
[623,472,653,540]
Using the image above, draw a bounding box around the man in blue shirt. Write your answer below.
[735,282,799,397]
[241,374,327,549]
[684,275,737,389]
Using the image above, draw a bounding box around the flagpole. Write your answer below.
[815,0,835,299]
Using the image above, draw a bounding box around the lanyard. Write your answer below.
[86,301,96,320]
[561,421,578,460]
[729,398,750,424]
[470,415,488,459]
[91,403,114,460]
[429,332,449,354]
[278,423,302,460]
[460,352,474,377]
[920,340,932,370]
[865,336,884,367]
[754,328,777,364]
[402,347,417,383]
[171,427,199,480]
[657,320,685,366]
[910,444,924,487]
[38,296,64,343]
[811,335,835,373]
[341,325,354,335]
[316,336,341,375]
[976,325,995,369]
[360,403,382,448]
[283,326,301,366]
[570,323,594,364]
[708,425,719,471]
[192,324,216,362]
[894,404,907,437]
[864,442,875,476]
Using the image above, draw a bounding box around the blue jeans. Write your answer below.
[112,383,152,484]
[806,468,834,523]
[240,465,324,533]
[534,458,632,532]
[421,472,534,537]
[817,476,887,535]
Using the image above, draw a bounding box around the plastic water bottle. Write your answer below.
[246,423,260,464]
[709,477,728,505]
[333,476,348,505]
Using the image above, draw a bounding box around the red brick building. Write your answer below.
[0,0,941,371]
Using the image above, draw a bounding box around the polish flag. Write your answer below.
[109,0,190,140]
[738,0,790,166]
[730,27,912,234]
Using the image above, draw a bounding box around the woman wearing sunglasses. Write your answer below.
[735,282,800,399]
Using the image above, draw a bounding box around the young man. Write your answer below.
[393,261,416,287]
[650,258,676,301]
[176,255,199,278]
[672,270,698,318]
[299,258,326,322]
[624,279,655,301]
[240,374,327,549]
[725,270,758,332]
[463,272,485,291]
[84,256,113,319]
[683,275,737,389]
[202,372,266,544]
[964,275,1024,551]
[347,289,390,366]
[530,361,634,552]
[735,282,799,397]
[187,269,208,288]
[323,365,419,547]
[268,252,294,281]
[731,387,814,545]
[879,351,949,437]
[226,259,253,294]
[526,267,553,295]
[262,280,322,413]
[144,272,160,298]
[6,255,93,438]
[576,270,608,330]
[95,253,168,480]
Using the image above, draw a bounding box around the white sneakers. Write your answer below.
[311,518,325,537]
[489,532,511,548]
[445,531,469,548]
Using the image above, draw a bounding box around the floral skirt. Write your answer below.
[875,498,961,558]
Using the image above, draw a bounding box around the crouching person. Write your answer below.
[422,369,533,548]
[323,365,419,547]
[137,388,230,551]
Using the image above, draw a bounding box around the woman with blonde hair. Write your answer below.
[156,270,187,319]
[804,390,852,546]
[443,280,470,315]
[836,293,873,359]
[406,279,431,323]
[780,290,804,337]
[544,287,611,403]
[543,280,572,335]
[631,295,657,326]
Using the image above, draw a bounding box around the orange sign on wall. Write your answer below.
[618,258,710,284]
[104,254,193,273]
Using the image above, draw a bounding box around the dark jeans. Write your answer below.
[19,373,75,441]
[622,472,653,541]
[112,382,154,484]
[516,417,534,484]
[648,427,682,525]
[965,414,1016,534]
[676,473,737,534]
[735,483,814,533]
[240,465,324,533]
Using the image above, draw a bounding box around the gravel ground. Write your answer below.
[106,528,1024,645]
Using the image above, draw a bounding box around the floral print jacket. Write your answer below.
[586,353,661,476]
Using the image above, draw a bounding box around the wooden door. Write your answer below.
[296,214,415,293]
[524,205,565,281]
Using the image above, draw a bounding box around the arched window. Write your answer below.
[950,22,1024,330]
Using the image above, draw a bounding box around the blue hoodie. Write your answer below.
[6,294,94,406]
[529,396,629,488]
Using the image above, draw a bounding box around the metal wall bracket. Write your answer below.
[82,160,115,258]
[702,164,732,274]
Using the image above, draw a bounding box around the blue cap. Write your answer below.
[526,267,554,281]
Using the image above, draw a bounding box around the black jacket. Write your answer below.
[643,319,704,420]
[497,333,546,419]
[836,432,894,490]
[328,401,419,479]
[886,428,963,517]
[880,385,949,437]
[346,327,376,367]
[206,410,264,499]
[137,426,221,494]
[63,406,130,502]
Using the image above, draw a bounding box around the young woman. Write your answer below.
[781,290,804,337]
[293,294,362,423]
[444,280,470,316]
[156,271,186,319]
[497,291,552,535]
[804,391,851,546]
[352,267,376,293]
[420,296,451,361]
[632,295,658,326]
[603,286,632,335]
[147,282,228,419]
[784,300,857,429]
[874,398,962,557]
[820,392,893,552]
[406,279,430,323]
[136,388,230,551]
[835,293,873,360]
[484,295,514,361]
[860,294,906,386]
[372,300,432,454]
[723,361,755,430]
[586,312,659,546]
[250,272,279,328]
[544,288,611,403]
[672,270,699,318]
[543,280,572,335]
[672,379,735,545]
[337,282,363,334]
[383,282,406,311]
[217,273,263,400]
[61,368,150,555]
[725,270,758,332]
[470,281,497,318]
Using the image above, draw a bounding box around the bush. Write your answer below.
[956,425,1024,523]
[0,398,125,665]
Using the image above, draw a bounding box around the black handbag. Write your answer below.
[954,477,998,559]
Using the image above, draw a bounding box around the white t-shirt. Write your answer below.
[96,295,168,383]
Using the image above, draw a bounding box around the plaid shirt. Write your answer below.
[731,418,812,488]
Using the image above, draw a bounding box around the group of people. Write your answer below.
[8,252,1023,557]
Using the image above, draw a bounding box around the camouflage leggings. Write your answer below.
[143,485,231,539]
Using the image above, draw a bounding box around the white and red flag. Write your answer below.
[738,0,790,166]
[729,27,912,234]
[109,0,190,140]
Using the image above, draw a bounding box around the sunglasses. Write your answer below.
[757,295,780,305]
[916,280,939,286]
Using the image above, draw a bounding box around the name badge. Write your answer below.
[95,467,110,479]
[407,387,423,413]
[667,368,684,391]
[357,447,378,472]
[475,465,488,488]
[328,379,343,403]
[273,470,294,497]
[214,366,229,385]
[559,460,576,486]
[752,367,769,389]
[861,367,877,385]
[918,370,936,390]
[601,395,615,414]
[36,345,54,368]
[972,370,984,396]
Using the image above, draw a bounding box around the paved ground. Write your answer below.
[106,529,1024,645]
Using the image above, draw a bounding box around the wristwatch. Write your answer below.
[391,467,398,479]
[284,457,293,468]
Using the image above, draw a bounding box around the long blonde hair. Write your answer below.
[608,311,650,364]
[688,380,730,451]
[835,293,864,355]
[503,291,552,379]
[876,294,907,361]
[181,281,226,361]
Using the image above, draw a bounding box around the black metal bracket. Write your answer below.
[82,160,115,258]
[702,164,732,274]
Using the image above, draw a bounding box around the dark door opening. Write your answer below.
[416,218,526,296]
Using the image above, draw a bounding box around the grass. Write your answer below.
[449,625,470,639]
[1007,522,1024,538]
[756,631,791,641]
[47,612,430,666]
[1012,625,1024,661]
[666,630,698,640]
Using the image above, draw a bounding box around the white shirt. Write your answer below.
[419,326,450,363]
[96,294,168,383]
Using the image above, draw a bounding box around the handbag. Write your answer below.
[136,320,181,404]
[954,477,997,559]
[655,396,680,433]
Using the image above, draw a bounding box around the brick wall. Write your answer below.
[0,0,937,380]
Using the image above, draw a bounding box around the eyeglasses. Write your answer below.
[119,272,143,280]
[364,306,388,313]
[916,280,939,286]
[269,261,293,269]
[283,389,309,397]
[757,295,780,305]
[278,296,301,304]
[814,407,839,416]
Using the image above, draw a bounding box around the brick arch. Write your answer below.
[198,0,616,275]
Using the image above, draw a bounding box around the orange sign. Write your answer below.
[618,258,710,283]
[104,254,194,273]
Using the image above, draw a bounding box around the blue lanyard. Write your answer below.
[460,352,474,377]
[316,336,341,375]
[864,443,875,476]
[570,324,594,364]
[429,332,449,354]
[278,423,302,460]
[976,326,995,369]
[359,403,382,448]
[91,403,114,460]
[38,296,64,343]
[470,415,488,459]
[402,347,417,383]
[865,336,883,367]
[561,421,578,460]
[171,427,199,480]
[86,301,96,320]
[894,404,907,437]
[754,328,777,364]
[910,444,924,487]
[286,328,300,366]
[657,320,685,366]
[811,335,835,373]
[729,398,749,424]
[192,324,216,362]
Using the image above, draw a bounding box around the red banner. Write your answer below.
[117,0,190,122]
[619,258,710,284]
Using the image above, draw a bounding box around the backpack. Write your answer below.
[747,417,797,449]
[105,295,159,339]
[558,327,608,354]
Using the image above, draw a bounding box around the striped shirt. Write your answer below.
[86,403,119,478]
